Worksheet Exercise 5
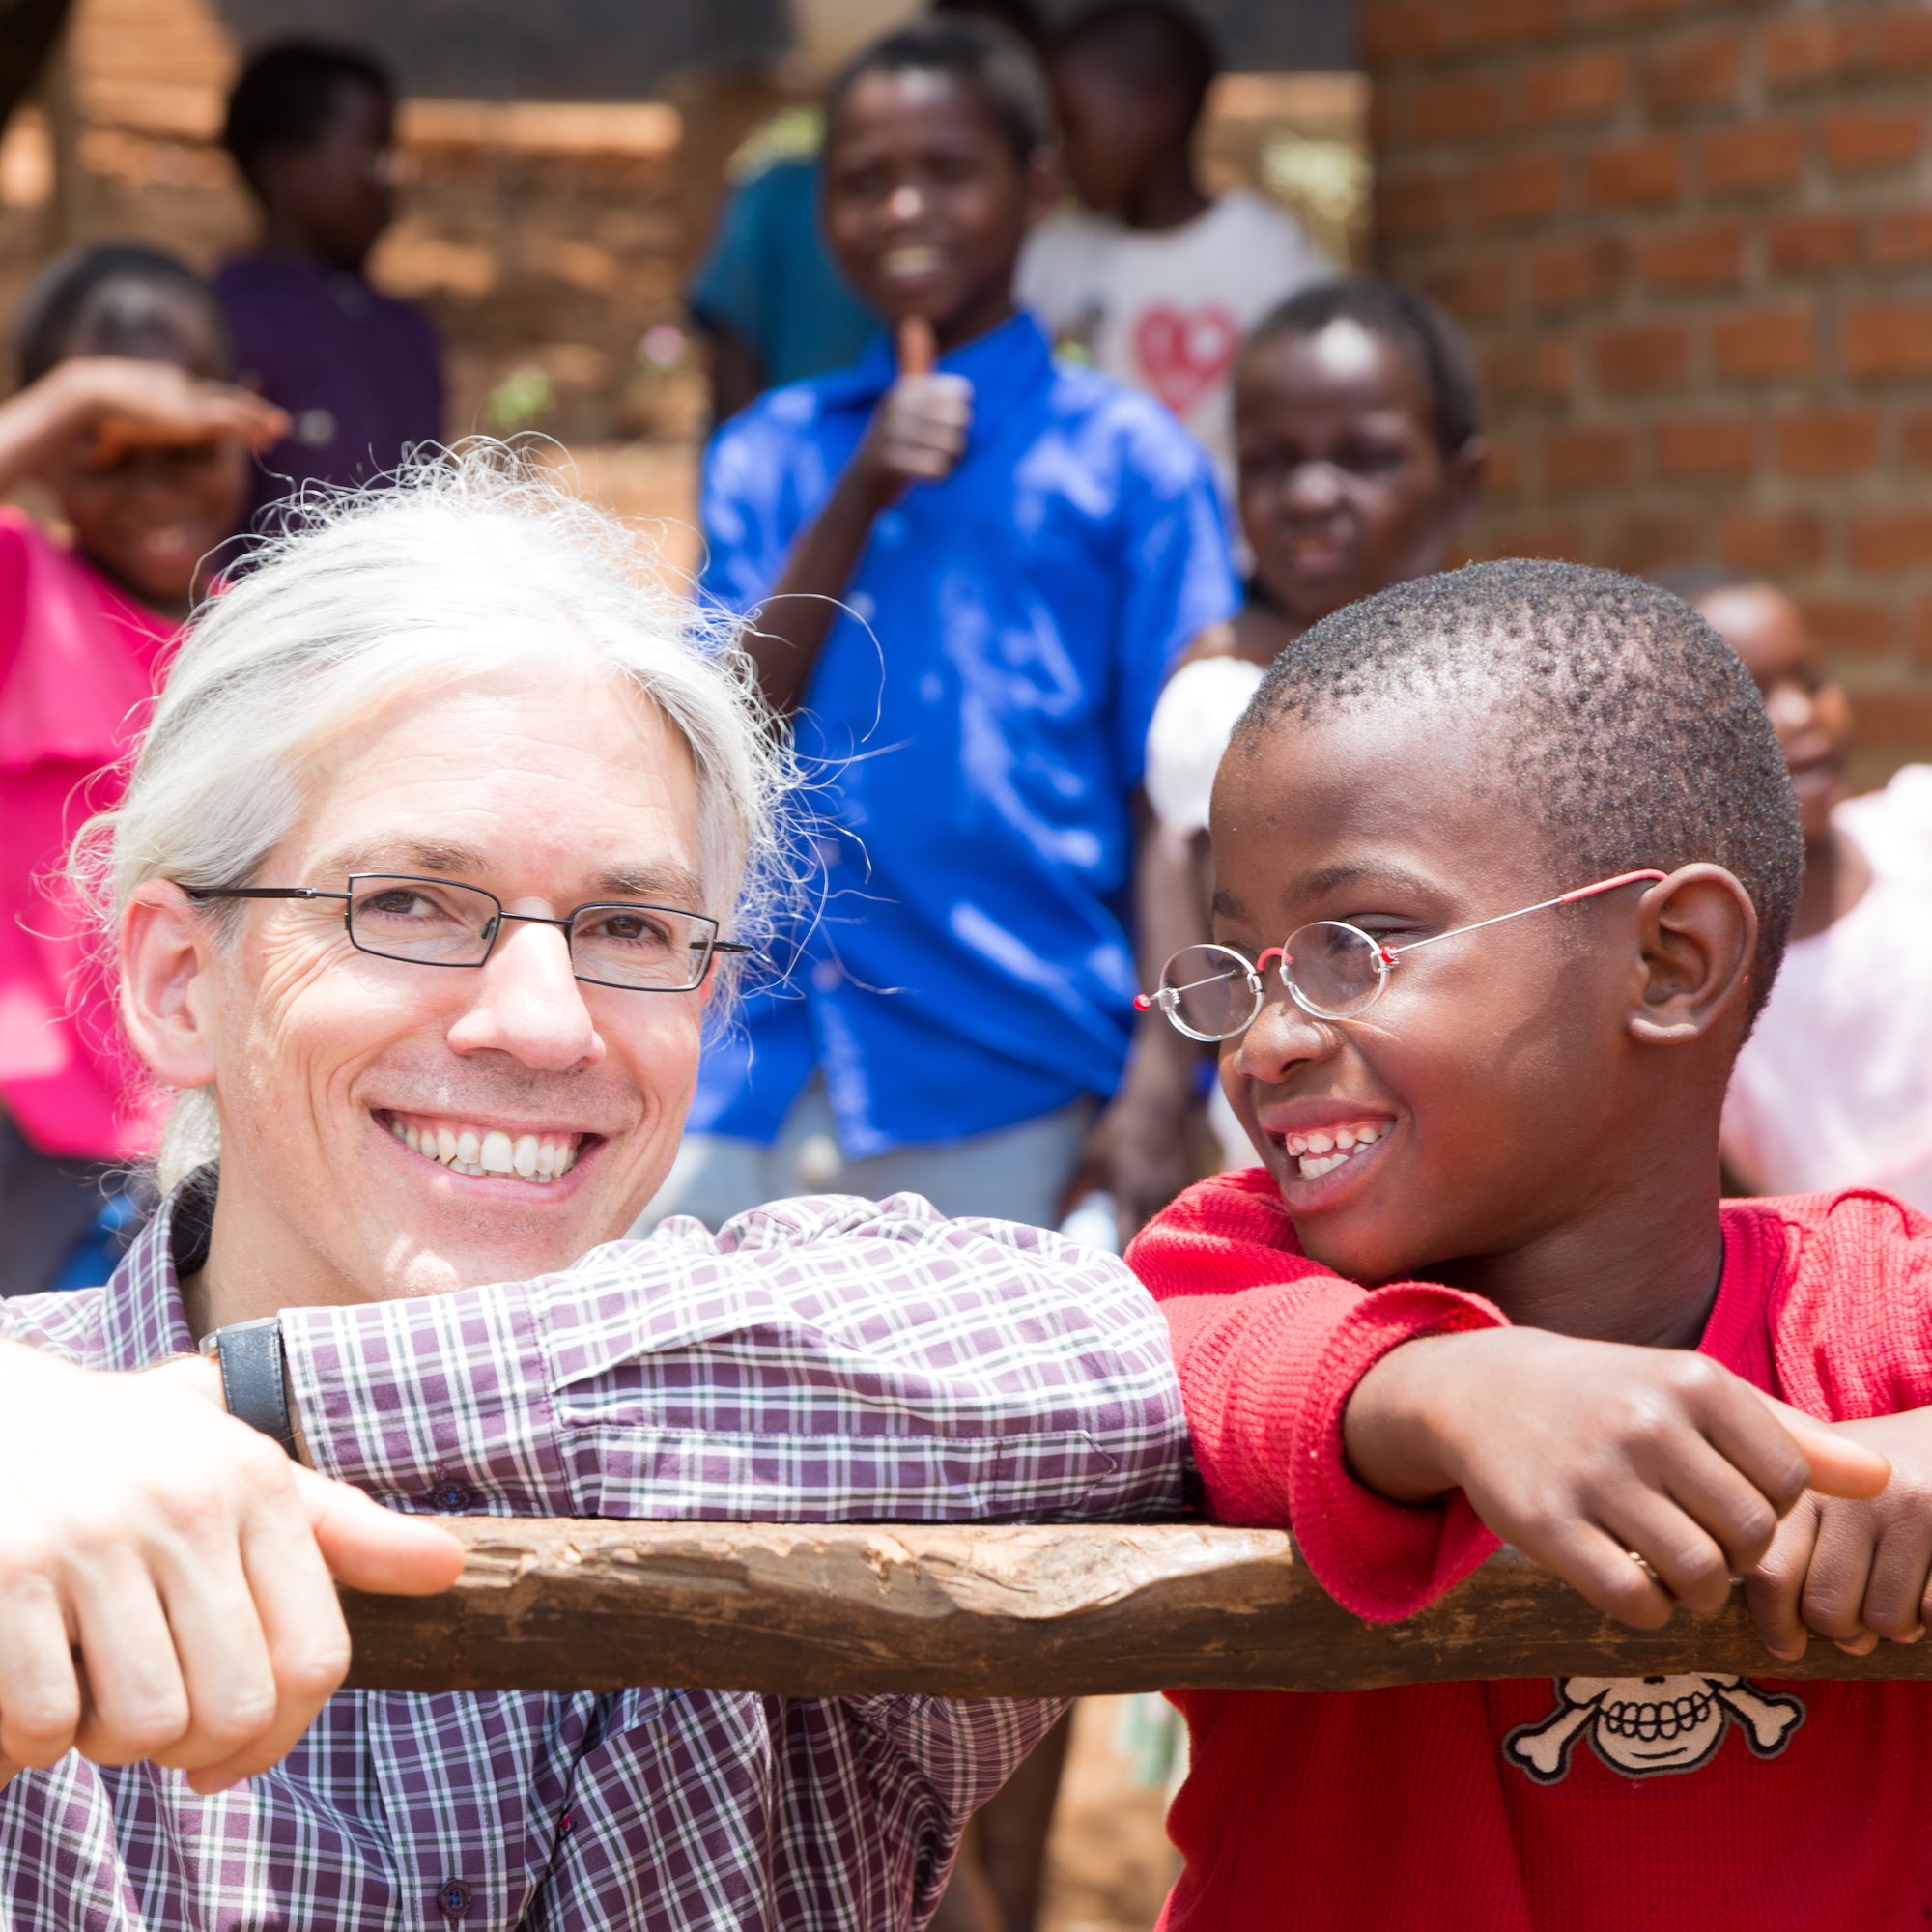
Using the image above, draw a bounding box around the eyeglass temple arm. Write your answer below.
[1383,869,1668,962]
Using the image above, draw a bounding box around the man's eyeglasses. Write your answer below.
[180,873,754,993]
[1136,869,1665,1041]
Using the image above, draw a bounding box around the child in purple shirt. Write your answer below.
[213,40,443,523]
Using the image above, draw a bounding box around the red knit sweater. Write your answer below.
[1128,1169,1932,1932]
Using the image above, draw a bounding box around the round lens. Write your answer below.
[1280,922,1388,1018]
[1158,944,1262,1040]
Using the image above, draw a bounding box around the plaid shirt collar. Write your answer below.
[99,1169,210,1372]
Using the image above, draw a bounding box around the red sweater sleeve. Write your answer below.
[1127,1169,1509,1622]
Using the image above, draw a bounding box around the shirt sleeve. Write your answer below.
[696,405,793,615]
[279,1190,1189,1525]
[1107,417,1240,785]
[1127,1173,1508,1623]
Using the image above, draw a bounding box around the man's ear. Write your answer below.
[1626,864,1757,1047]
[118,882,223,1092]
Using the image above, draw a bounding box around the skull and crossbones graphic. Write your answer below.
[1505,1674,1804,1783]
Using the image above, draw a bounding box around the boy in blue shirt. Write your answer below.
[659,18,1237,1248]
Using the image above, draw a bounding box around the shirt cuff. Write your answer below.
[1287,1284,1508,1625]
[279,1282,573,1516]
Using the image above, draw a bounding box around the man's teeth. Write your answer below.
[385,1116,582,1182]
[1282,1122,1387,1180]
[880,244,943,278]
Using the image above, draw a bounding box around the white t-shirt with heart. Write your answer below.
[1017,189,1331,495]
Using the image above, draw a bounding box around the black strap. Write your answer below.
[213,1317,298,1459]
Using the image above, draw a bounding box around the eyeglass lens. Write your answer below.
[346,876,714,989]
[1156,922,1390,1038]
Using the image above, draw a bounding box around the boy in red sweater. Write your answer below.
[1126,558,1929,1932]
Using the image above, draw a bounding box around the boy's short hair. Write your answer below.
[1234,558,1803,1023]
[221,39,393,188]
[1243,277,1485,459]
[1050,2,1219,127]
[13,242,231,387]
[825,17,1054,165]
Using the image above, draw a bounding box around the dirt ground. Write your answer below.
[1039,1699,1178,1932]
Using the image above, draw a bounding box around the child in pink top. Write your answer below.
[0,244,282,1289]
[1672,572,1932,1211]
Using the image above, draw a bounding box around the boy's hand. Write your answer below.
[46,356,289,461]
[1345,1327,1889,1629]
[0,1343,463,1796]
[1745,1406,1932,1662]
[849,317,971,507]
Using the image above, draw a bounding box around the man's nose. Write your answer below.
[444,919,603,1072]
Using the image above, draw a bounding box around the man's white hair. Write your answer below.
[73,446,795,1189]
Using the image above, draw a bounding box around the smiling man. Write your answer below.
[0,454,1187,1931]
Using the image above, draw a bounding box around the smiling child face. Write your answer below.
[1209,698,1650,1287]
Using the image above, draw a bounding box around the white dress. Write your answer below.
[1722,765,1932,1211]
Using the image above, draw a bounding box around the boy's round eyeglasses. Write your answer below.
[179,873,754,994]
[1136,869,1665,1041]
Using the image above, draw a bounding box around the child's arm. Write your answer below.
[741,318,972,716]
[0,358,285,497]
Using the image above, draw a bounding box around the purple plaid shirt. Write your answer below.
[0,1173,1187,1930]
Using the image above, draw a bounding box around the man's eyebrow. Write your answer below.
[311,842,708,909]
[317,838,488,878]
[592,862,708,908]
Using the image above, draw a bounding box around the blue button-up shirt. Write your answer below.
[696,311,1238,1154]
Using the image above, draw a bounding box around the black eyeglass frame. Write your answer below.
[180,873,754,993]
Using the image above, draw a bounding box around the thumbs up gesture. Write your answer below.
[849,316,974,508]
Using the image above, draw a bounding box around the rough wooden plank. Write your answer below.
[340,1520,1932,1695]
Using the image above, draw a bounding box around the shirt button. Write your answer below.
[439,1880,471,1918]
[429,1478,474,1511]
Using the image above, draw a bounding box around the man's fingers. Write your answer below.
[148,1541,279,1773]
[70,1556,187,1765]
[1758,1394,1891,1499]
[897,314,936,376]
[1744,1500,1821,1661]
[295,1468,467,1595]
[0,1572,81,1769]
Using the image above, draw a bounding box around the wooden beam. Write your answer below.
[341,1520,1932,1696]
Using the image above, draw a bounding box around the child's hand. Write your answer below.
[850,317,971,505]
[1345,1327,1889,1629]
[1745,1406,1932,1662]
[45,357,289,460]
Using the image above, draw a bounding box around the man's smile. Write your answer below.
[377,1108,600,1186]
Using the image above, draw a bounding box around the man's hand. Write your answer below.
[848,317,971,507]
[46,356,288,463]
[0,1344,463,1796]
[1745,1406,1932,1662]
[1344,1327,1889,1630]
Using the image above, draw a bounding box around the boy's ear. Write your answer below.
[1626,864,1757,1048]
[118,882,224,1094]
[1447,436,1488,527]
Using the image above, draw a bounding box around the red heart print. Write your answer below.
[1132,303,1241,418]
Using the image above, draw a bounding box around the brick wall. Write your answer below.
[1362,0,1932,783]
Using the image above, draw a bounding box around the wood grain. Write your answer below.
[341,1520,1932,1695]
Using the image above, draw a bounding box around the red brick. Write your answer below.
[1376,169,1457,245]
[1774,408,1882,477]
[1357,0,1460,66]
[1901,410,1932,467]
[1484,438,1523,500]
[1842,301,1932,382]
[1711,305,1819,383]
[1766,211,1861,277]
[1460,0,1566,53]
[1468,516,1586,563]
[1852,689,1932,751]
[1872,9,1932,74]
[1701,119,1806,197]
[1797,594,1895,660]
[1585,132,1685,210]
[1604,514,1708,577]
[1761,15,1866,94]
[1422,252,1517,327]
[1635,217,1745,294]
[1483,338,1576,405]
[1913,604,1932,665]
[1528,235,1624,314]
[1848,509,1932,573]
[1520,46,1631,128]
[1822,104,1925,175]
[1409,72,1513,145]
[1654,417,1757,480]
[1721,511,1827,572]
[1593,321,1691,393]
[1467,151,1567,230]
[1570,0,1688,26]
[1869,209,1932,270]
[1642,27,1743,118]
[1543,425,1638,495]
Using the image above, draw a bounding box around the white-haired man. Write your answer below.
[0,458,1186,1930]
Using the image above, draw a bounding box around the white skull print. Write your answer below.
[1505,1674,1804,1783]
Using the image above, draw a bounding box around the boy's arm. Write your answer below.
[736,318,971,715]
[277,1192,1188,1526]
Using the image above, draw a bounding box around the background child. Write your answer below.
[1140,277,1486,1176]
[0,243,282,1293]
[1016,0,1330,497]
[1665,568,1932,1210]
[1128,560,1929,1931]
[214,39,443,521]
